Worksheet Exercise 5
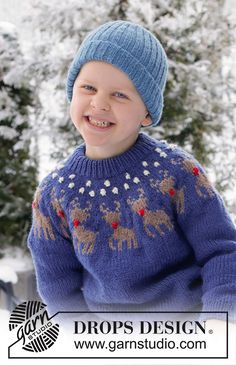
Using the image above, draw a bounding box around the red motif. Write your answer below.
[112,222,119,229]
[169,188,176,197]
[138,209,145,216]
[192,166,200,176]
[73,219,80,227]
[32,201,36,209]
[58,210,65,218]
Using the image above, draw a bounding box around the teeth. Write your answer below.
[88,116,111,127]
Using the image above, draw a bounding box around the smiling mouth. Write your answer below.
[85,116,115,129]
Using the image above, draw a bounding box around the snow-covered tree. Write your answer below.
[24,0,121,162]
[0,22,38,250]
[24,0,236,216]
[128,0,236,216]
[127,0,236,183]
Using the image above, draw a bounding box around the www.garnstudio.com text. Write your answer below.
[74,337,206,352]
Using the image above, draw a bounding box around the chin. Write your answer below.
[82,135,109,146]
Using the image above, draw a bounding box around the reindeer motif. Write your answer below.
[182,159,215,198]
[70,200,98,254]
[150,177,185,214]
[100,201,139,251]
[50,188,70,239]
[127,188,173,238]
[32,187,55,240]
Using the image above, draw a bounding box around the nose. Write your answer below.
[90,92,110,111]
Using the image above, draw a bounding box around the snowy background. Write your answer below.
[1,0,236,179]
[0,0,236,344]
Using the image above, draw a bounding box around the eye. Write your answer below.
[114,92,128,99]
[82,85,96,91]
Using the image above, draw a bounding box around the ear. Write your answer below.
[141,113,152,127]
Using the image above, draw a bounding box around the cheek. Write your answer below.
[69,103,76,123]
[70,98,81,121]
[70,104,82,132]
[115,105,145,124]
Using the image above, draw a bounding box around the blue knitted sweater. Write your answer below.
[27,133,236,319]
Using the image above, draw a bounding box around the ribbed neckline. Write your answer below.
[65,133,158,178]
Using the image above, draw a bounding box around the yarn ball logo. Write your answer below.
[9,301,59,352]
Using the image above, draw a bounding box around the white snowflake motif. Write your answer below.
[142,161,148,167]
[69,174,76,179]
[155,147,167,158]
[79,187,85,194]
[57,164,65,170]
[68,182,75,189]
[52,172,58,179]
[125,173,131,180]
[160,151,167,158]
[160,139,168,144]
[89,191,95,197]
[133,177,140,184]
[112,187,118,194]
[124,183,130,190]
[58,177,64,183]
[104,180,111,187]
[168,143,177,150]
[86,180,92,187]
[100,189,106,196]
[154,161,160,167]
[143,170,150,176]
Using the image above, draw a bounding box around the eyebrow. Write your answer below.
[77,78,136,93]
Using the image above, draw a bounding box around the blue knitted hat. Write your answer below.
[66,20,168,126]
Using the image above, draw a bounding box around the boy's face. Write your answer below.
[70,61,152,159]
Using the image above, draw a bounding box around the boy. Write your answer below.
[27,20,236,321]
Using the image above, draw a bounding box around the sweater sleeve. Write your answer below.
[175,155,236,321]
[27,175,88,316]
